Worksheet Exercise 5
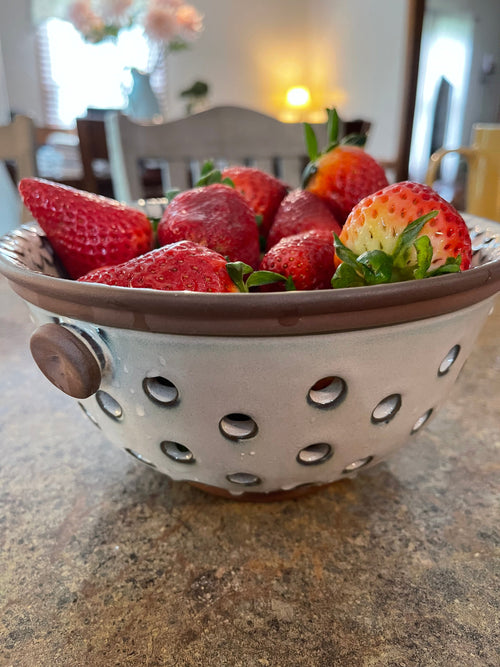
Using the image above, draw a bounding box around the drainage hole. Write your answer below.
[411,408,433,434]
[219,413,258,441]
[124,448,156,467]
[342,456,373,473]
[307,376,347,408]
[96,390,123,420]
[143,376,179,405]
[297,443,333,465]
[438,345,460,376]
[371,394,402,424]
[226,472,261,486]
[77,402,101,429]
[160,441,195,463]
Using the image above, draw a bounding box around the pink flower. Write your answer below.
[143,5,180,43]
[68,0,105,39]
[176,4,203,40]
[101,0,133,21]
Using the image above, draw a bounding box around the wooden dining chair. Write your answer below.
[105,106,332,202]
[0,114,37,223]
[76,117,114,197]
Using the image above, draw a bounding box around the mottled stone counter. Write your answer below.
[0,277,498,666]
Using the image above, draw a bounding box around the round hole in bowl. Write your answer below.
[342,456,373,473]
[307,376,347,408]
[96,390,123,421]
[226,472,261,486]
[371,394,402,424]
[438,345,460,376]
[297,443,333,465]
[77,402,101,429]
[160,441,195,464]
[124,448,156,467]
[219,413,258,441]
[411,408,434,434]
[143,376,179,406]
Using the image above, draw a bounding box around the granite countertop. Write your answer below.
[0,276,498,667]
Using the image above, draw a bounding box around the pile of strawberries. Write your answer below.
[19,109,472,293]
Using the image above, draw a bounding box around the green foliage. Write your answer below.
[195,161,234,187]
[226,262,293,292]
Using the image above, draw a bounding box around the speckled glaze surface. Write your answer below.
[0,212,499,497]
[24,297,496,496]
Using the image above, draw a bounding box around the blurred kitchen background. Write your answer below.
[0,0,498,220]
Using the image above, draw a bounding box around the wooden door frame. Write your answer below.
[395,0,426,182]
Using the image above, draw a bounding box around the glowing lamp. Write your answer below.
[285,86,311,108]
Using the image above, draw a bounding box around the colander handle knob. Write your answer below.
[30,323,102,399]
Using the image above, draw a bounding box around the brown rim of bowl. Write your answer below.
[0,221,499,337]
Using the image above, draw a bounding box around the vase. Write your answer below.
[125,68,161,121]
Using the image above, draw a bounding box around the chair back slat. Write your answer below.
[106,106,327,202]
[166,160,191,191]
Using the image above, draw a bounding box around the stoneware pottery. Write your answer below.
[1,202,499,500]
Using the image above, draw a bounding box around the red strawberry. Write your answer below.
[303,109,388,223]
[259,229,336,291]
[332,181,472,287]
[79,241,239,292]
[18,178,153,280]
[157,183,260,268]
[221,166,288,238]
[266,189,342,249]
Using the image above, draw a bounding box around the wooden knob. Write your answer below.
[30,323,102,399]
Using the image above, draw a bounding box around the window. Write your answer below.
[37,17,157,127]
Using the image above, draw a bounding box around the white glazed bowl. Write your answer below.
[1,208,499,499]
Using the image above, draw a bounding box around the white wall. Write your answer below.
[307,0,409,161]
[165,0,309,118]
[0,0,44,123]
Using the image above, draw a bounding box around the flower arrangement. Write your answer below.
[67,0,204,49]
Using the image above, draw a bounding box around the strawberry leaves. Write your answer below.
[226,261,295,292]
[331,211,462,288]
[302,107,368,187]
[326,107,339,152]
[196,160,235,188]
[304,123,319,161]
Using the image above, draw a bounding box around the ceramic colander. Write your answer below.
[1,204,499,500]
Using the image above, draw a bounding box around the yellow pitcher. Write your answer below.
[426,123,500,222]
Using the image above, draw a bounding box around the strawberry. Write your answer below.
[259,229,336,291]
[79,241,288,293]
[157,183,260,268]
[302,109,388,223]
[266,189,342,250]
[332,181,472,287]
[18,178,153,280]
[221,166,288,238]
[79,241,239,292]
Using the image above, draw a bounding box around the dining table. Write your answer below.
[0,274,498,667]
